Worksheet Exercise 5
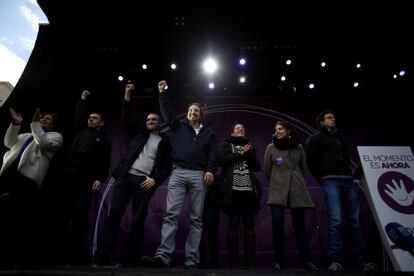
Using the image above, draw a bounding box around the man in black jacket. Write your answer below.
[93,82,172,267]
[142,80,217,269]
[306,110,376,272]
[63,90,111,265]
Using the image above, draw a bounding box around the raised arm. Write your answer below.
[158,80,178,129]
[122,83,145,138]
[74,90,91,131]
[4,108,23,148]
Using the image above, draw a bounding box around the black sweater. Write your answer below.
[63,100,111,183]
[305,127,352,183]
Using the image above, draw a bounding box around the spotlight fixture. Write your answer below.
[203,58,218,74]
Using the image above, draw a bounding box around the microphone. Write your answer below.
[385,222,414,257]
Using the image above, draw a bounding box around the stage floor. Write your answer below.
[0,266,412,276]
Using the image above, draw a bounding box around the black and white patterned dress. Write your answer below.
[229,142,258,215]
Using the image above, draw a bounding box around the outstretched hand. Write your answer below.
[9,108,23,124]
[385,179,414,207]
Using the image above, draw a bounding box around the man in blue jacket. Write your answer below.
[142,80,218,269]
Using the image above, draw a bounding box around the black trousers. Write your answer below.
[199,188,220,268]
[66,176,95,264]
[95,174,152,265]
[0,164,39,267]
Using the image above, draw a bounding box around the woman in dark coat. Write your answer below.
[264,121,317,271]
[216,122,261,269]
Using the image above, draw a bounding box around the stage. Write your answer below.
[0,266,411,276]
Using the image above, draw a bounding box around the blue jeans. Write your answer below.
[323,178,367,265]
[156,167,207,267]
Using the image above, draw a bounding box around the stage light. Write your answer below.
[356,63,361,68]
[142,64,147,70]
[399,70,405,77]
[286,59,292,65]
[239,76,246,83]
[321,61,326,67]
[170,63,177,70]
[281,76,286,82]
[393,74,398,79]
[239,58,246,66]
[118,75,124,81]
[208,82,215,89]
[353,81,359,87]
[203,58,218,74]
[309,83,315,89]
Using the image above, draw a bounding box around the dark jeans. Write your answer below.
[270,205,311,267]
[95,174,152,265]
[323,178,367,265]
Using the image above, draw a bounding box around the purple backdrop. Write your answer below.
[88,95,382,268]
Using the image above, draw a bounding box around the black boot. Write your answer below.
[228,229,239,269]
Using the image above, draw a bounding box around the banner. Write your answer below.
[357,146,414,271]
